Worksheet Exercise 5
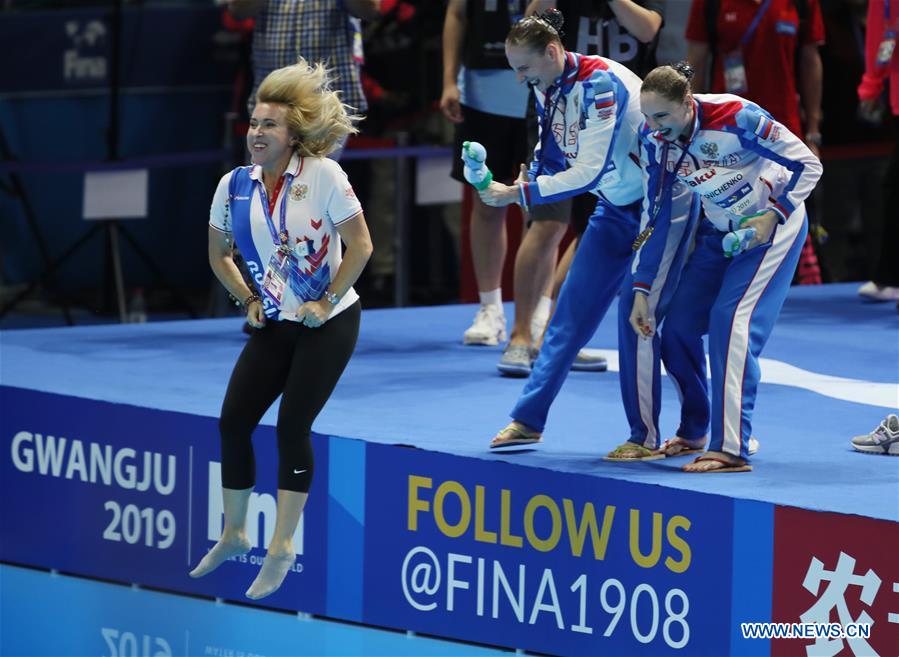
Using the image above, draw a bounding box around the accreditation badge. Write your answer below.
[261,251,292,306]
[723,50,748,94]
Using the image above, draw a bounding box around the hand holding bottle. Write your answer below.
[461,141,493,191]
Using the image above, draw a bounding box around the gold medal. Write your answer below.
[632,226,654,252]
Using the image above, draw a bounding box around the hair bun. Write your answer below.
[673,61,695,82]
[541,7,565,32]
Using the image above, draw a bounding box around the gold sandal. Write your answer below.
[603,442,665,462]
[490,424,542,450]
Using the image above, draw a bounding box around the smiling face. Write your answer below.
[505,42,564,92]
[247,102,295,171]
[640,91,694,141]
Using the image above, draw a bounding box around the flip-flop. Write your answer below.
[654,436,707,457]
[683,455,752,473]
[603,442,665,462]
[490,424,542,450]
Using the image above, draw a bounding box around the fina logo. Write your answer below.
[63,20,107,81]
[206,462,304,555]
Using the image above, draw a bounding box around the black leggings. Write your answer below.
[218,301,360,492]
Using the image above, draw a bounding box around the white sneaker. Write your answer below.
[851,414,899,455]
[571,348,608,372]
[529,310,549,347]
[858,281,899,302]
[463,304,506,346]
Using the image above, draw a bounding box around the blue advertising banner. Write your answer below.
[0,7,240,95]
[362,443,738,656]
[0,386,328,613]
[1,385,784,654]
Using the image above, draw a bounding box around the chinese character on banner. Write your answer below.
[772,507,899,657]
[800,552,880,656]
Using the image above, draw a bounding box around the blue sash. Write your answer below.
[227,168,280,319]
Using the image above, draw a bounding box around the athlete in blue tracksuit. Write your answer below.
[479,13,698,454]
[632,65,822,471]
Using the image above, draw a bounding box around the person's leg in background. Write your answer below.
[530,193,608,372]
[360,152,396,302]
[859,121,899,302]
[465,193,510,344]
[497,201,568,376]
[453,106,528,346]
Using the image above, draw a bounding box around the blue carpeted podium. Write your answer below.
[1,284,897,656]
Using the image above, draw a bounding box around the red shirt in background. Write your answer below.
[858,0,899,116]
[685,0,825,136]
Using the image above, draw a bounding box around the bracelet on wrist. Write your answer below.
[324,290,340,306]
[241,293,261,310]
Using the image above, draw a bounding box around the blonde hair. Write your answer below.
[255,58,361,157]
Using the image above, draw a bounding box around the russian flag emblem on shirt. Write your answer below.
[755,115,774,140]
[594,91,615,110]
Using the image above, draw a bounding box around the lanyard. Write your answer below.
[535,55,572,176]
[632,140,692,251]
[650,143,691,226]
[741,0,773,47]
[536,89,564,176]
[256,173,294,248]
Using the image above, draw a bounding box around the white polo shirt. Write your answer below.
[209,154,362,322]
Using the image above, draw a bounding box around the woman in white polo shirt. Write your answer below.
[189,59,372,599]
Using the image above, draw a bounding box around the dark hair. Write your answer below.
[641,61,695,102]
[506,8,564,51]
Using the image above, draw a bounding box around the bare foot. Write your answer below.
[604,442,664,461]
[245,551,296,600]
[682,451,751,473]
[655,436,707,457]
[189,536,251,578]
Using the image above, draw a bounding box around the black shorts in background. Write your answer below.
[451,105,529,185]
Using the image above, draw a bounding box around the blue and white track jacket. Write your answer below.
[517,52,645,209]
[632,93,822,294]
